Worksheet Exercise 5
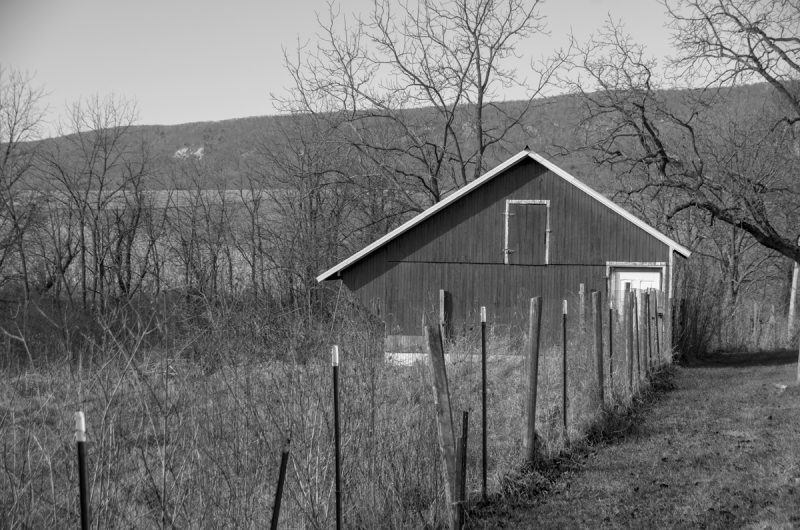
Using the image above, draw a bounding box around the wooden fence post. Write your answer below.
[790,254,799,340]
[608,303,614,395]
[752,301,760,347]
[678,298,688,356]
[579,283,586,328]
[636,290,644,385]
[456,410,469,529]
[643,289,653,377]
[666,297,672,367]
[653,291,661,367]
[439,289,452,341]
[653,290,659,372]
[592,291,604,408]
[634,290,641,390]
[524,297,542,464]
[624,283,634,397]
[797,332,800,384]
[426,324,458,530]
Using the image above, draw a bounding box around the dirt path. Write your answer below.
[476,350,800,529]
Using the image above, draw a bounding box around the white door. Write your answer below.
[611,268,662,313]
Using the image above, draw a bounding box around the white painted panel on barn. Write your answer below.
[610,268,663,313]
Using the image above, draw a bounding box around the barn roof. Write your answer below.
[317,150,691,282]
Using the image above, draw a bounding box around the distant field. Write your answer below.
[19,188,276,208]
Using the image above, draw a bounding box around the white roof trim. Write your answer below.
[317,151,690,282]
[316,151,531,282]
[527,153,691,258]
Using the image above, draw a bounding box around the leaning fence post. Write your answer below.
[332,346,343,530]
[480,306,487,502]
[592,291,604,408]
[426,324,458,530]
[75,411,90,530]
[524,297,542,464]
[270,437,291,530]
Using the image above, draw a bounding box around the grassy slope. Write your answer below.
[474,350,800,529]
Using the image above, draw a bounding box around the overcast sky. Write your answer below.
[0,0,676,133]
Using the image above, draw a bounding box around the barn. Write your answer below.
[317,150,691,350]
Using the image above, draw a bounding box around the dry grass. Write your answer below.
[472,350,800,528]
[0,293,672,529]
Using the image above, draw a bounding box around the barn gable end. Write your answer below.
[318,151,690,346]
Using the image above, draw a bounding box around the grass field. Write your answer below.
[471,349,800,528]
[0,295,652,529]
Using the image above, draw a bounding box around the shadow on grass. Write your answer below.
[683,349,798,368]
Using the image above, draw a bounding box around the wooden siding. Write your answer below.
[341,157,673,339]
[349,261,611,343]
[342,247,388,321]
[385,158,667,265]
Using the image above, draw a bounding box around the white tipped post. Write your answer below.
[331,345,339,367]
[479,305,487,501]
[331,345,342,530]
[75,411,86,442]
[75,411,90,530]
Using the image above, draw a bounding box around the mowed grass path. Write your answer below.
[483,350,800,529]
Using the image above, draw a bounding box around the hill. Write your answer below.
[34,82,781,194]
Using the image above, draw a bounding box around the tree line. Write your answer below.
[1,0,798,347]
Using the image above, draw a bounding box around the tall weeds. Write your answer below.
[0,291,673,528]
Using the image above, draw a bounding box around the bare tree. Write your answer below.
[232,178,268,297]
[43,95,151,307]
[566,7,800,263]
[0,68,46,297]
[666,0,800,126]
[277,0,561,208]
[251,116,362,320]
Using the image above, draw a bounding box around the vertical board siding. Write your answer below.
[372,262,608,342]
[384,159,666,266]
[339,157,673,339]
[342,247,388,323]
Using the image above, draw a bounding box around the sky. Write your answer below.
[0,0,676,135]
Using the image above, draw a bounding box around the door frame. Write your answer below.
[503,199,550,265]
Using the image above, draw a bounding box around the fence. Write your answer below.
[419,283,675,528]
[1,285,675,529]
